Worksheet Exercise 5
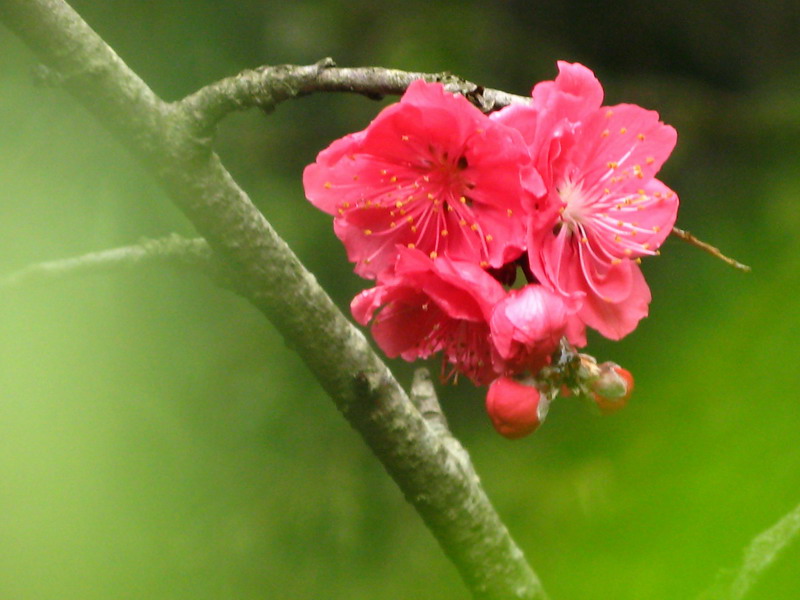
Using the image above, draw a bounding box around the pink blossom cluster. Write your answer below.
[304,62,678,387]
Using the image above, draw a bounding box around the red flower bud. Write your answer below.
[592,364,634,414]
[486,377,547,439]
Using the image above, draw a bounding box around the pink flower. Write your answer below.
[493,62,679,340]
[490,283,581,375]
[304,80,537,280]
[351,247,505,384]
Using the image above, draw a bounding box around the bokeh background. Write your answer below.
[2,1,799,598]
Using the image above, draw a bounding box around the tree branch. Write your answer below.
[179,57,531,133]
[0,1,547,598]
[699,501,800,600]
[410,367,452,438]
[0,235,226,288]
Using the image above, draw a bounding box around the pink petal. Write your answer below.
[571,104,677,191]
[576,237,635,303]
[531,62,604,123]
[490,284,570,360]
[302,132,366,215]
[578,262,651,340]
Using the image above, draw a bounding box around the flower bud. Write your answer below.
[486,377,548,439]
[591,364,634,414]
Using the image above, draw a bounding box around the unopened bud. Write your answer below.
[591,364,634,414]
[486,377,548,439]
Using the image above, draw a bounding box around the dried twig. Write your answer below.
[671,226,751,272]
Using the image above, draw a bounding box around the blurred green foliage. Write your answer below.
[1,1,799,598]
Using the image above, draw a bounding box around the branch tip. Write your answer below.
[671,226,751,272]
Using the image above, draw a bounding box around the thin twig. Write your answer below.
[0,235,222,288]
[179,57,530,133]
[671,226,751,272]
[699,501,800,600]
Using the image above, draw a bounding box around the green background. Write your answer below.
[1,1,799,598]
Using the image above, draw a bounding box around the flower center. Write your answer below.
[557,179,589,226]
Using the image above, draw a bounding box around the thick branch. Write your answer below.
[0,235,226,288]
[0,1,547,598]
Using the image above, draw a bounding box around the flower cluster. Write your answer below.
[304,62,678,432]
